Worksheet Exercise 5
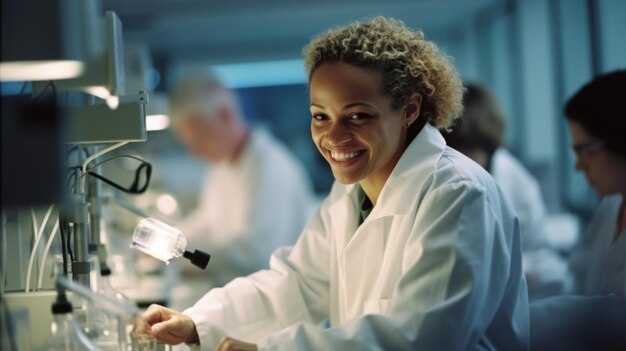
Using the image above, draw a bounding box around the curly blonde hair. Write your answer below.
[303,17,463,130]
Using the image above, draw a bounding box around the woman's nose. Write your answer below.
[574,155,585,171]
[326,121,352,146]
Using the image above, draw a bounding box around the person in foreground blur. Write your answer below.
[530,70,626,350]
[168,72,316,287]
[443,84,568,299]
[136,17,529,350]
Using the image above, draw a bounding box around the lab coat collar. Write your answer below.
[328,123,446,220]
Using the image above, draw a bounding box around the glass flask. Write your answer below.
[51,255,110,346]
[92,267,135,350]
[61,256,110,347]
[38,293,101,351]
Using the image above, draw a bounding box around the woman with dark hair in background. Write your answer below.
[530,70,626,351]
[565,70,626,298]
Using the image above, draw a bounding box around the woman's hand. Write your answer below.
[133,304,200,345]
[215,336,258,351]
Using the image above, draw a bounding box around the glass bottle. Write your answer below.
[40,293,101,351]
[131,217,210,269]
[71,256,111,347]
[131,218,187,263]
[93,267,134,350]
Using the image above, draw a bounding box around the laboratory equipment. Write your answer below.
[38,284,100,351]
[91,267,134,350]
[57,275,157,350]
[56,274,138,321]
[0,0,86,81]
[61,194,92,287]
[1,0,157,349]
[64,90,148,144]
[131,218,211,269]
[124,43,170,132]
[68,255,118,350]
[145,93,170,132]
[56,6,126,109]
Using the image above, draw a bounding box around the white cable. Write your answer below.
[82,141,129,174]
[30,208,38,240]
[26,208,38,292]
[37,218,60,290]
[25,205,54,292]
[80,141,129,193]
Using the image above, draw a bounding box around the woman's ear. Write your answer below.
[403,92,422,128]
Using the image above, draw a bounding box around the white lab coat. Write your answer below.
[176,128,317,287]
[529,195,626,350]
[491,149,572,298]
[491,148,547,251]
[569,194,626,296]
[183,124,529,350]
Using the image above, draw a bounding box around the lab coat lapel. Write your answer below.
[326,186,360,320]
[326,124,447,319]
[343,216,390,317]
[370,123,446,220]
[327,184,360,249]
[327,188,394,319]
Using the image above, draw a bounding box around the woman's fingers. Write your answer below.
[132,314,152,335]
[151,316,180,335]
[143,304,172,325]
[148,311,200,345]
[133,304,199,345]
[133,304,170,337]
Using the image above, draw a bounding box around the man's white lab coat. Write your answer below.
[177,128,317,287]
[184,124,529,350]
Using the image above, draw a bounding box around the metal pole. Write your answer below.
[87,145,111,273]
[71,145,91,287]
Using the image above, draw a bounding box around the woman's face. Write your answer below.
[309,62,417,188]
[568,120,626,196]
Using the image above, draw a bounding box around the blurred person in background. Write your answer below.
[443,83,568,299]
[169,71,317,289]
[530,70,626,351]
[565,70,626,297]
[136,17,529,350]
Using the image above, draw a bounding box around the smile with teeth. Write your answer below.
[329,150,365,161]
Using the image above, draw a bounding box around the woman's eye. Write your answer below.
[312,114,326,121]
[350,113,369,120]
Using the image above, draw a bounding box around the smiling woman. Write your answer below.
[137,17,530,351]
[305,17,463,205]
[309,62,412,198]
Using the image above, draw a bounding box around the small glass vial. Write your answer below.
[131,218,187,264]
[131,218,210,269]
